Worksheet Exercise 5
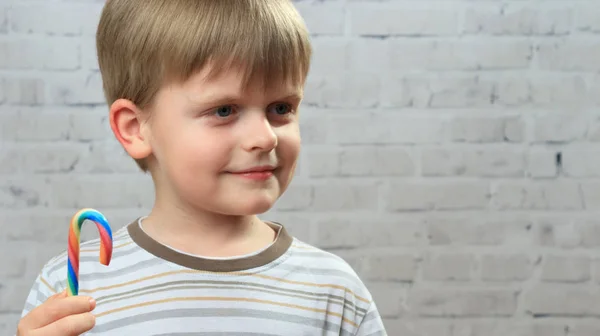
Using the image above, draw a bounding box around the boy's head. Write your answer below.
[96,0,312,216]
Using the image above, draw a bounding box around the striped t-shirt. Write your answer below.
[20,219,387,335]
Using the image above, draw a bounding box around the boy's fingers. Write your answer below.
[20,296,95,330]
[47,290,67,301]
[33,312,96,336]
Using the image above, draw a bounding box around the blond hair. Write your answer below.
[96,0,312,171]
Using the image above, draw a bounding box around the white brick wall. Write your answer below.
[1,0,599,334]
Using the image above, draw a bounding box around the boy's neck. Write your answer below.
[140,205,277,258]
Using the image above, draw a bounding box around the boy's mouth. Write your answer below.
[229,165,277,174]
[227,165,277,181]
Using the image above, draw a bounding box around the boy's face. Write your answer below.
[143,65,303,216]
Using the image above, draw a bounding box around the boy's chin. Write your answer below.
[208,195,279,216]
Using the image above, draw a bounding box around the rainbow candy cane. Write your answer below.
[67,208,113,296]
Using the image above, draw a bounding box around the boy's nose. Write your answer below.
[241,114,278,152]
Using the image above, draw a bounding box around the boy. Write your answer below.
[17,0,387,335]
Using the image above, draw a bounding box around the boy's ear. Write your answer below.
[109,99,152,161]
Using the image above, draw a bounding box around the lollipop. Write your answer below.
[67,208,113,296]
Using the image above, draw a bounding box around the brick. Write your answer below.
[541,255,591,283]
[81,37,99,70]
[21,243,66,282]
[578,222,600,249]
[305,146,415,177]
[576,5,600,33]
[350,6,459,36]
[382,74,496,108]
[0,281,31,313]
[0,6,7,34]
[48,71,105,106]
[492,181,583,210]
[0,314,20,336]
[587,118,600,142]
[294,2,344,35]
[381,320,451,336]
[45,175,154,209]
[68,109,111,141]
[0,109,70,141]
[523,285,600,316]
[0,242,27,278]
[390,39,531,71]
[530,75,589,108]
[380,75,425,108]
[533,114,590,143]
[338,147,415,177]
[535,216,585,249]
[366,254,417,282]
[0,78,4,103]
[328,113,448,145]
[3,77,45,105]
[367,284,405,318]
[449,116,524,143]
[311,183,379,211]
[10,3,103,36]
[492,77,531,107]
[74,141,139,174]
[0,177,49,209]
[313,216,363,249]
[537,39,600,72]
[309,38,349,74]
[303,74,380,108]
[594,260,600,284]
[0,38,79,70]
[481,254,535,282]
[427,215,533,246]
[580,182,600,210]
[422,148,465,177]
[0,210,76,243]
[464,4,572,36]
[272,183,312,211]
[304,148,338,177]
[0,143,85,174]
[570,324,600,336]
[361,219,426,248]
[527,148,558,178]
[421,253,475,281]
[562,148,600,177]
[454,321,567,336]
[388,117,448,144]
[429,75,495,108]
[315,215,425,249]
[421,147,526,177]
[298,114,328,144]
[348,39,391,73]
[386,181,490,211]
[407,288,517,317]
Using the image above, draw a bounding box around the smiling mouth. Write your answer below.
[227,166,277,181]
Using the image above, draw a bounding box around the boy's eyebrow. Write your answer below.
[189,91,303,107]
[278,92,304,102]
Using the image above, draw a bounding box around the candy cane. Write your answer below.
[67,208,113,296]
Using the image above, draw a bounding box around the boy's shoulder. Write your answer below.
[285,237,373,299]
[287,238,360,274]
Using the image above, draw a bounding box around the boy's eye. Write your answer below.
[270,103,292,115]
[215,105,234,117]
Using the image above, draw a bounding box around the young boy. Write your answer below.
[17,0,387,335]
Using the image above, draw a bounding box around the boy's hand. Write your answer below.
[16,290,96,336]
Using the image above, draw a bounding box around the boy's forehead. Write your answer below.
[182,63,304,98]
